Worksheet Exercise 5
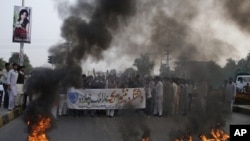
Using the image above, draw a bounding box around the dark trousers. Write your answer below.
[23,92,32,110]
[3,84,9,108]
[145,98,153,115]
[0,91,3,107]
[23,94,27,109]
[187,93,192,112]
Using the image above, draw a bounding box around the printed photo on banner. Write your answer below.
[12,6,32,43]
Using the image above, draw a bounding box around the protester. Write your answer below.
[187,80,194,113]
[172,78,180,116]
[179,79,188,115]
[199,79,208,112]
[144,76,154,116]
[1,63,11,108]
[106,75,116,117]
[0,78,3,107]
[164,77,173,116]
[131,74,144,88]
[7,63,19,111]
[224,77,236,113]
[153,76,164,117]
[16,65,25,107]
[243,83,250,94]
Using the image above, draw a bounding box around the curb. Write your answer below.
[233,105,250,115]
[0,108,23,128]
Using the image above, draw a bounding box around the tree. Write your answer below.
[222,58,238,80]
[133,53,154,77]
[121,67,137,79]
[9,52,33,74]
[236,58,247,73]
[206,61,223,87]
[245,52,250,72]
[160,64,170,77]
[109,69,117,76]
[0,58,6,71]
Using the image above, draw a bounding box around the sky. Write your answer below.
[1,0,250,75]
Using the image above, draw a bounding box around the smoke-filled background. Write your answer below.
[51,0,250,73]
[22,0,250,140]
[23,0,137,136]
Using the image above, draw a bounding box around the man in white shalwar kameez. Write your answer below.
[172,78,180,115]
[7,63,19,111]
[153,76,164,116]
[224,77,236,113]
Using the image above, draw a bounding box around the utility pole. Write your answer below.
[19,0,25,66]
[160,48,171,66]
[165,47,171,70]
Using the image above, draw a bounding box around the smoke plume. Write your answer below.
[67,0,244,71]
[23,0,137,136]
[223,0,250,33]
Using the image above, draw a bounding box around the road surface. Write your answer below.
[0,112,249,141]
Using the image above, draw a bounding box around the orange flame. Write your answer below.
[141,137,150,141]
[174,128,229,141]
[175,135,192,141]
[27,115,51,141]
[200,128,230,141]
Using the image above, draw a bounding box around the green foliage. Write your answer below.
[222,53,250,81]
[133,53,154,77]
[8,52,33,74]
[160,64,170,77]
[223,58,238,79]
[0,58,6,71]
[174,60,223,87]
[121,67,137,78]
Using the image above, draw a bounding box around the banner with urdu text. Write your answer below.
[67,88,146,109]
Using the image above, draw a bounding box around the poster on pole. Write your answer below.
[12,6,32,43]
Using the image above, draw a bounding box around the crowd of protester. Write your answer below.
[60,71,237,118]
[0,63,28,110]
[1,64,237,119]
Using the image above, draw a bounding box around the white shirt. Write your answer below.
[0,84,3,91]
[156,81,163,97]
[1,69,8,84]
[7,69,19,96]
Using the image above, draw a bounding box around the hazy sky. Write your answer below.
[1,0,250,74]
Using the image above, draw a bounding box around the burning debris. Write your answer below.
[22,68,61,140]
[26,115,51,141]
[199,128,230,141]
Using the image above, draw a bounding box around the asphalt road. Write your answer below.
[0,112,249,141]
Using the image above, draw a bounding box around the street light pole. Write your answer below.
[19,0,25,66]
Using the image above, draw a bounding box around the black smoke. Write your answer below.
[51,0,136,63]
[23,0,137,137]
[23,68,62,134]
[118,106,151,141]
[224,0,250,33]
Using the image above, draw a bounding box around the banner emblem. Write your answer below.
[68,92,78,104]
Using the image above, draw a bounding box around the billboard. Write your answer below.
[13,6,32,43]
